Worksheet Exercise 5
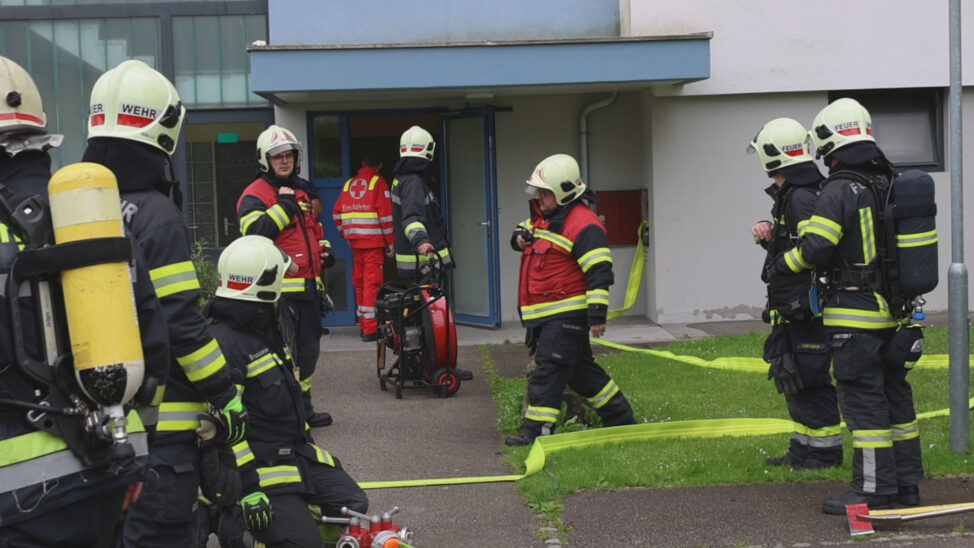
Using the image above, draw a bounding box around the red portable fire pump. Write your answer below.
[374,256,461,399]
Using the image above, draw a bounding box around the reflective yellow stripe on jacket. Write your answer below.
[0,410,147,492]
[157,401,208,431]
[281,278,306,293]
[240,203,290,234]
[150,261,200,299]
[257,464,302,488]
[307,443,335,466]
[520,294,587,321]
[177,338,228,383]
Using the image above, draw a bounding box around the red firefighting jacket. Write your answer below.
[237,176,323,291]
[516,199,613,327]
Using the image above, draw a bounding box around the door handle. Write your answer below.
[224,217,231,236]
[479,221,490,227]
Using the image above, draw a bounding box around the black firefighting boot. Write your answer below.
[822,490,893,515]
[896,485,922,506]
[302,391,333,427]
[792,445,843,471]
[505,420,554,447]
[766,437,807,466]
[597,392,636,427]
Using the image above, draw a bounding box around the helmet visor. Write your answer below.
[267,143,299,158]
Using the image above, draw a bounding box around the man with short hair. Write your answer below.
[333,151,394,342]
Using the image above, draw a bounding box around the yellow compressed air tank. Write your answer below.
[48,162,144,409]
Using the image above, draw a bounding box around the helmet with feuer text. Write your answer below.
[810,97,875,160]
[746,117,813,173]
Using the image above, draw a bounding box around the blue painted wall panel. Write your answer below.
[269,0,619,46]
[251,39,710,94]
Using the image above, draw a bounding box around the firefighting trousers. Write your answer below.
[828,328,924,496]
[280,291,323,415]
[522,318,635,436]
[0,486,126,548]
[353,247,386,336]
[780,322,843,463]
[122,444,201,548]
[248,456,368,548]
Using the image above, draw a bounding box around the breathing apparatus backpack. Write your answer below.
[829,168,939,320]
[0,163,148,467]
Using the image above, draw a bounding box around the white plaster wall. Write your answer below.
[651,92,825,323]
[649,91,972,323]
[629,0,974,95]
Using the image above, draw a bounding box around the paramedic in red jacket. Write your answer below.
[332,151,394,342]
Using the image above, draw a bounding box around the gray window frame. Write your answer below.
[828,88,945,172]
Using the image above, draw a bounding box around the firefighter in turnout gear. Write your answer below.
[391,125,454,279]
[0,55,170,546]
[773,98,924,515]
[746,117,843,471]
[505,154,636,447]
[206,235,368,546]
[332,151,393,342]
[237,125,333,428]
[81,59,248,547]
[390,125,473,380]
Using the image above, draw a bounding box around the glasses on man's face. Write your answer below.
[270,152,294,163]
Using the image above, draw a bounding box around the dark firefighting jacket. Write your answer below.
[206,299,335,496]
[761,168,822,324]
[390,157,453,278]
[774,162,898,331]
[514,196,613,328]
[0,148,168,525]
[237,175,323,297]
[84,138,237,451]
[332,166,393,250]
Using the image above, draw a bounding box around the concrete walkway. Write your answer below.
[307,313,974,547]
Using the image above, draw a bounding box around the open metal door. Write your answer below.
[308,113,356,327]
[440,107,501,327]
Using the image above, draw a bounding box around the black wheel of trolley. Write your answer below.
[394,380,403,399]
[378,371,387,391]
[431,367,461,398]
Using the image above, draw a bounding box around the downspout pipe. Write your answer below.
[579,91,619,184]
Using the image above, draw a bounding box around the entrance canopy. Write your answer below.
[249,34,712,104]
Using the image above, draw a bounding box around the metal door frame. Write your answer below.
[440,107,501,327]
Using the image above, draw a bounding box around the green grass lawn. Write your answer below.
[484,325,974,525]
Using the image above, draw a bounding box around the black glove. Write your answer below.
[241,491,273,531]
[199,444,241,507]
[768,352,803,396]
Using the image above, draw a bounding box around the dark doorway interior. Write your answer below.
[345,112,441,287]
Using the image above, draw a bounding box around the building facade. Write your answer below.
[0,0,271,249]
[3,0,972,328]
[252,0,974,328]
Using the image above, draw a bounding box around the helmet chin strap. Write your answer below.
[152,156,183,210]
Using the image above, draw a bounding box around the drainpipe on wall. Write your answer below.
[579,91,619,184]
